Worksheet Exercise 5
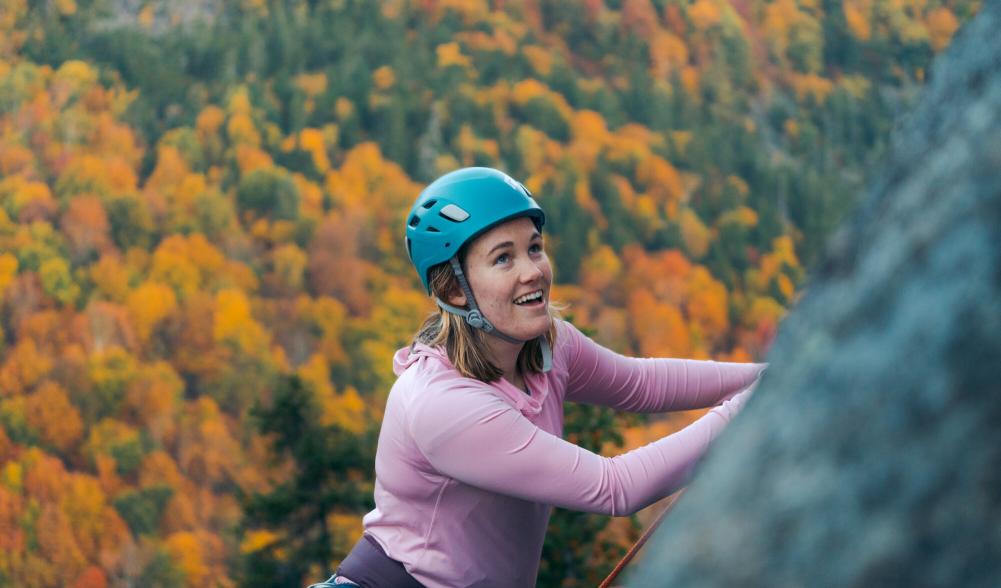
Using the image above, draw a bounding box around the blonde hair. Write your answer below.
[414,261,561,382]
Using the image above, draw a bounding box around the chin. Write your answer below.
[521,317,552,340]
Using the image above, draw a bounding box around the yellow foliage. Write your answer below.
[150,243,200,300]
[227,112,262,147]
[300,354,367,433]
[213,288,268,354]
[840,74,871,99]
[436,0,489,24]
[844,0,871,41]
[575,179,606,229]
[298,128,330,173]
[688,0,722,30]
[679,208,711,258]
[196,105,226,137]
[436,42,472,69]
[295,72,327,97]
[522,45,554,76]
[726,175,750,198]
[680,66,700,99]
[166,532,210,587]
[784,118,800,139]
[744,295,786,330]
[335,97,355,121]
[371,66,396,91]
[670,130,693,154]
[227,87,252,115]
[55,0,77,15]
[686,266,729,340]
[127,281,177,344]
[580,245,622,293]
[234,144,272,174]
[0,142,35,175]
[0,339,53,396]
[138,4,155,28]
[0,253,16,294]
[54,60,97,90]
[2,461,23,491]
[649,31,688,78]
[83,418,140,469]
[57,154,138,199]
[790,72,834,103]
[510,79,573,122]
[515,124,554,172]
[636,156,683,211]
[718,205,759,228]
[570,109,610,148]
[89,255,131,302]
[271,244,307,292]
[240,529,281,554]
[146,145,190,192]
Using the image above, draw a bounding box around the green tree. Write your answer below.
[240,376,376,587]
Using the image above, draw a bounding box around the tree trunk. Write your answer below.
[628,5,1001,587]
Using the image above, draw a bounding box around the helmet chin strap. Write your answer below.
[436,257,552,372]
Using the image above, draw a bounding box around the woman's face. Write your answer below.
[452,216,553,341]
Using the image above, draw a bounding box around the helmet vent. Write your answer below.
[422,199,437,209]
[408,215,421,227]
[426,226,440,233]
[439,204,470,222]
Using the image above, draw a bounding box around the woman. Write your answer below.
[311,167,765,587]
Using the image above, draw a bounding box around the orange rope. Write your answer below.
[598,489,685,588]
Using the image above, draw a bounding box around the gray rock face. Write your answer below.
[627,5,1001,588]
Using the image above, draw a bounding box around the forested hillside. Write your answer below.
[0,1,978,586]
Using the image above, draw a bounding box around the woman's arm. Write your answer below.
[409,382,752,516]
[560,321,765,412]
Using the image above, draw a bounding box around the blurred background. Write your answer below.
[0,0,981,586]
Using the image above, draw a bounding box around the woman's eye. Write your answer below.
[494,254,509,265]
[529,244,542,254]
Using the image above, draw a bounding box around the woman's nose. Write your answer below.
[519,258,545,282]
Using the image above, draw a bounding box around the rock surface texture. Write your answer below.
[627,5,1001,587]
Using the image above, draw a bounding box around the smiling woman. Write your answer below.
[309,167,766,588]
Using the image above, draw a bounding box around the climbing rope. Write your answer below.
[598,489,685,588]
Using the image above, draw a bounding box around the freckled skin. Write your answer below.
[451,217,553,341]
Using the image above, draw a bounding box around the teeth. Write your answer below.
[514,290,543,304]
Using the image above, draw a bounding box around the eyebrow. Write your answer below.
[487,232,542,256]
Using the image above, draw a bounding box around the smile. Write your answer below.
[513,290,545,305]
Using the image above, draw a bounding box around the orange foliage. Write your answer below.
[61,195,112,260]
[24,380,83,452]
[926,8,959,52]
[688,0,722,30]
[436,41,473,69]
[0,339,53,396]
[72,567,108,588]
[622,0,658,40]
[650,31,689,78]
[627,289,692,358]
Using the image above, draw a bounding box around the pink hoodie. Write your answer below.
[362,320,764,587]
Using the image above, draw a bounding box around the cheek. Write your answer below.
[540,256,554,282]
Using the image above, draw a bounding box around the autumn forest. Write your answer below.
[0,0,978,586]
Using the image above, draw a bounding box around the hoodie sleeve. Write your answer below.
[559,321,766,412]
[408,378,752,516]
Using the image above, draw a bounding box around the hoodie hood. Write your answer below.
[393,343,450,376]
[392,343,550,417]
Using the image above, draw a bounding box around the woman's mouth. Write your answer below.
[513,289,545,307]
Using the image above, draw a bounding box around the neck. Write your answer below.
[484,336,524,387]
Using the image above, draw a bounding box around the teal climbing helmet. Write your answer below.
[406,167,546,293]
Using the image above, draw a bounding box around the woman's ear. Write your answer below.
[446,285,467,307]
